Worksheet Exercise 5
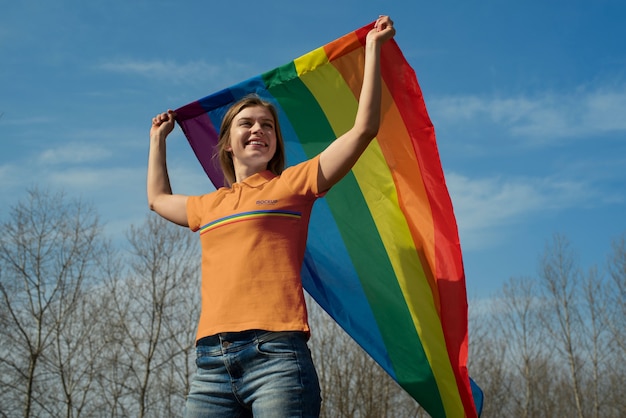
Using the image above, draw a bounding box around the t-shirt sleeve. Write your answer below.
[186,195,203,232]
[281,154,327,198]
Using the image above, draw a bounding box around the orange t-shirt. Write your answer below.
[186,156,324,341]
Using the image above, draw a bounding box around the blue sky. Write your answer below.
[2,1,625,300]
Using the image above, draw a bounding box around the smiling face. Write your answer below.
[216,96,285,186]
[225,105,277,179]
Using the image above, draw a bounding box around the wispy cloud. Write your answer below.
[95,58,248,85]
[430,83,626,144]
[447,172,592,250]
[38,143,112,165]
[1,143,209,242]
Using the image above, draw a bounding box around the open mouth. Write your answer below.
[245,139,267,147]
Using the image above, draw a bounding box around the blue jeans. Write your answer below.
[184,330,321,418]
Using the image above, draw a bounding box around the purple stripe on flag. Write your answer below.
[177,110,224,185]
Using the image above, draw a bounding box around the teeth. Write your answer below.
[248,140,265,146]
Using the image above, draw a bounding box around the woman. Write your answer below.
[147,16,395,418]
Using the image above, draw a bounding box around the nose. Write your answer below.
[251,121,264,134]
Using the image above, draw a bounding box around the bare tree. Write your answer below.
[605,233,626,416]
[467,307,510,418]
[43,290,111,418]
[101,214,200,417]
[607,233,626,355]
[466,233,626,418]
[307,298,424,417]
[493,277,548,418]
[538,234,586,418]
[578,266,615,418]
[0,188,105,417]
[3,187,625,417]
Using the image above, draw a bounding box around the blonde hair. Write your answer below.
[216,95,285,187]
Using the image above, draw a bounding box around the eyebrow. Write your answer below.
[237,116,274,124]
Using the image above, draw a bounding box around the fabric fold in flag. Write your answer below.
[175,21,482,418]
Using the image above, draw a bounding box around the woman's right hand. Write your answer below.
[150,109,177,139]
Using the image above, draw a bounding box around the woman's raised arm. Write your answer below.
[147,110,189,227]
[317,16,395,192]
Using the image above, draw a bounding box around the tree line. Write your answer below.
[468,232,625,418]
[1,188,624,417]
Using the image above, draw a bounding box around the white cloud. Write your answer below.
[584,89,626,131]
[0,157,210,246]
[430,83,626,144]
[38,143,112,165]
[95,58,247,85]
[47,167,131,188]
[447,172,592,250]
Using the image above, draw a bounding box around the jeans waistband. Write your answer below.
[196,329,290,347]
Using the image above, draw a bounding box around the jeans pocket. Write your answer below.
[195,345,223,369]
[256,332,304,358]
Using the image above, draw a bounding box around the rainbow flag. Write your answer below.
[175,22,482,418]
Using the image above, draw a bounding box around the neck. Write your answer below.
[233,162,268,183]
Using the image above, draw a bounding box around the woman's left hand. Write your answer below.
[368,15,395,45]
